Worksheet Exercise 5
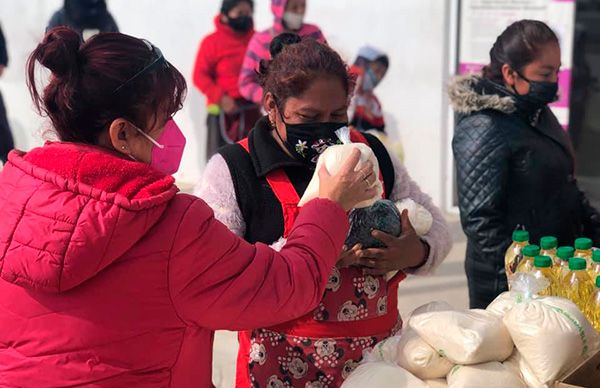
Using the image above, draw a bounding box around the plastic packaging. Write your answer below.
[588,250,600,283]
[395,198,433,236]
[409,308,513,365]
[505,230,530,280]
[515,245,541,275]
[341,362,428,388]
[298,126,383,208]
[502,273,600,384]
[554,246,575,295]
[531,256,556,296]
[587,275,600,332]
[539,236,558,263]
[563,257,593,314]
[574,237,593,264]
[395,327,454,379]
[446,362,525,388]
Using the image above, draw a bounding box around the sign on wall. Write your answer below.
[458,0,576,128]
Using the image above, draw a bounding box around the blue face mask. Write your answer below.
[362,68,380,92]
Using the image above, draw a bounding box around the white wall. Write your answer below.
[0,0,451,207]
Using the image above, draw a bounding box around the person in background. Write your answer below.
[193,0,261,160]
[449,20,600,309]
[350,45,389,133]
[0,24,13,165]
[47,0,118,40]
[238,0,326,104]
[350,45,404,162]
[197,33,450,387]
[0,27,377,387]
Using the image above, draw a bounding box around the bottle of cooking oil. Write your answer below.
[540,236,558,262]
[563,257,594,314]
[554,246,574,297]
[531,256,555,296]
[587,276,600,331]
[574,237,593,264]
[505,230,530,279]
[515,244,540,274]
[588,249,600,283]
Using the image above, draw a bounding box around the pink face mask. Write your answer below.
[134,119,186,175]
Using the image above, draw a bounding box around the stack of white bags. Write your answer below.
[342,275,600,388]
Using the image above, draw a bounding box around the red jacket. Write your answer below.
[0,142,348,387]
[193,15,254,105]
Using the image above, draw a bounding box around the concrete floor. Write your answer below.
[210,216,469,388]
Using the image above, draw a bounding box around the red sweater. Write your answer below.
[193,15,254,105]
[0,142,349,387]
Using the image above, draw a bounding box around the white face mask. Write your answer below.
[283,11,304,31]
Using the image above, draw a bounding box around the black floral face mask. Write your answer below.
[276,109,346,166]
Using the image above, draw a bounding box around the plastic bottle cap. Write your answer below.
[557,246,575,260]
[597,276,600,288]
[522,244,541,258]
[593,249,600,263]
[512,230,529,243]
[540,236,558,250]
[569,257,587,270]
[574,238,593,251]
[534,255,552,268]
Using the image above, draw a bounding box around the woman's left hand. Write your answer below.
[357,210,430,276]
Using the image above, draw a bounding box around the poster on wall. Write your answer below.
[458,0,576,128]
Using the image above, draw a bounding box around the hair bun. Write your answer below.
[269,32,302,58]
[37,27,82,78]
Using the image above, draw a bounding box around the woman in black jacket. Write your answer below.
[450,20,600,309]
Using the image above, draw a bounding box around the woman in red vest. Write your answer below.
[196,34,452,386]
[193,0,261,160]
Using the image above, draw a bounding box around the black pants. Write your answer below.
[0,91,13,163]
[465,244,509,309]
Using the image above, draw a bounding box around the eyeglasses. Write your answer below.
[113,39,168,94]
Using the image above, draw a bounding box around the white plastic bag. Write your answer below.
[486,291,518,318]
[298,127,383,208]
[503,351,549,388]
[446,362,526,388]
[504,295,600,384]
[409,301,454,318]
[395,198,433,236]
[341,362,428,388]
[409,308,514,365]
[363,335,401,363]
[396,328,454,379]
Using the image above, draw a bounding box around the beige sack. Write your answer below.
[503,296,600,384]
[396,328,454,379]
[341,361,428,388]
[409,309,514,365]
[446,362,526,388]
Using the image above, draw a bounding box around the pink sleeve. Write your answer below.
[168,196,348,330]
[238,33,267,104]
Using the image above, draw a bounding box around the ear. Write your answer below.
[108,118,138,155]
[501,64,516,87]
[220,14,229,23]
[263,92,278,123]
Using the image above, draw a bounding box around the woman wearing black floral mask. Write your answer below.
[196,33,450,386]
[450,19,600,309]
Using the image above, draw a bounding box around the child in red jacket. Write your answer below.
[193,0,261,160]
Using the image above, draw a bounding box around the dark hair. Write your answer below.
[221,0,254,15]
[483,20,558,84]
[374,55,389,69]
[257,32,355,106]
[27,27,186,144]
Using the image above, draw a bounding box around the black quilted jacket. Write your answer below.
[450,75,600,308]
